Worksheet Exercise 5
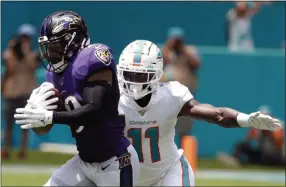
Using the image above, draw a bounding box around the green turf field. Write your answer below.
[2,150,285,171]
[2,151,285,186]
[1,173,284,186]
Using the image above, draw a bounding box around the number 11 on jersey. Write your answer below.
[127,126,161,163]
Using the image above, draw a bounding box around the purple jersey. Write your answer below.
[46,44,129,163]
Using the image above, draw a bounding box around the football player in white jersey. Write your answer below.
[117,40,282,186]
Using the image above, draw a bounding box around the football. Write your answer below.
[47,88,65,111]
[33,88,65,135]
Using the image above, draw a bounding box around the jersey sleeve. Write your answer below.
[72,44,115,81]
[72,44,116,101]
[168,81,194,106]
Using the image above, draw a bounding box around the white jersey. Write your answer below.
[227,9,254,52]
[119,81,193,184]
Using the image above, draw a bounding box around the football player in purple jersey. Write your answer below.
[14,11,139,186]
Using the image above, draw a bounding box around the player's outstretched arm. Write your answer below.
[179,99,282,131]
[180,99,240,128]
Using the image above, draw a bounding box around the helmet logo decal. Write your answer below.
[132,40,148,66]
[52,16,73,34]
[52,16,80,34]
[157,50,162,59]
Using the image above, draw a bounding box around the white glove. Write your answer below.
[40,82,55,88]
[26,82,58,110]
[14,108,53,129]
[237,111,282,131]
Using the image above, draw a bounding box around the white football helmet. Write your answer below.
[118,40,163,100]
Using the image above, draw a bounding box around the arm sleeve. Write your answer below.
[53,81,110,126]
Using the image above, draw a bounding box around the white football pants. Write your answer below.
[44,145,140,186]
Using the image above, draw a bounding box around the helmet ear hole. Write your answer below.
[65,33,72,41]
[67,51,73,58]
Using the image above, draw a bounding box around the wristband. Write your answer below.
[45,111,54,125]
[237,113,251,127]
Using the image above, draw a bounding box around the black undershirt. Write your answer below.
[53,81,112,126]
[134,93,152,108]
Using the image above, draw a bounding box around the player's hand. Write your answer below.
[26,82,58,110]
[14,108,53,129]
[28,82,54,102]
[249,111,282,131]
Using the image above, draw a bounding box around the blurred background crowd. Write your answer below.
[1,1,285,185]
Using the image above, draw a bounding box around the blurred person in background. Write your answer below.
[2,24,39,160]
[161,27,200,147]
[226,2,265,52]
[217,105,285,167]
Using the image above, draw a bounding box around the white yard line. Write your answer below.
[2,165,285,183]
